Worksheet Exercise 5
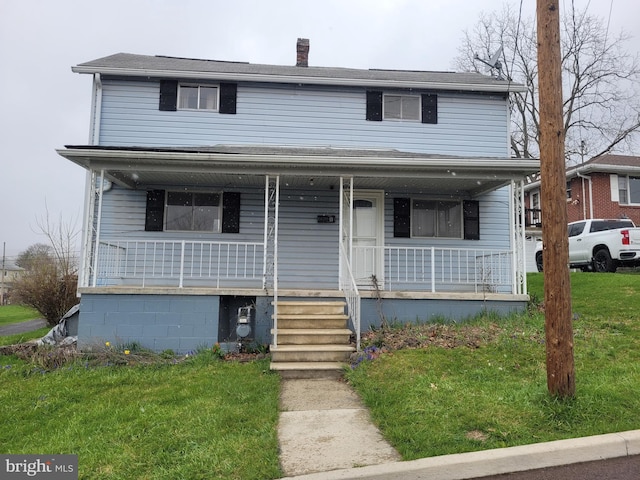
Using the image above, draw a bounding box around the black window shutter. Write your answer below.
[145,190,165,231]
[159,80,178,111]
[421,94,438,124]
[219,83,237,114]
[366,91,383,121]
[463,200,480,240]
[393,198,411,237]
[222,192,241,233]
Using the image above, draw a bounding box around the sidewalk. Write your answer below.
[278,379,400,476]
[277,378,640,480]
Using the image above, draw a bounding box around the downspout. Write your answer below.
[577,170,593,219]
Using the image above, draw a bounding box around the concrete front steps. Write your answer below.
[270,301,355,379]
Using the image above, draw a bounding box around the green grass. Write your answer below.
[0,304,40,326]
[346,272,640,460]
[0,304,47,346]
[0,355,282,480]
[0,327,51,346]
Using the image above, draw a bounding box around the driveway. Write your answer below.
[0,319,47,336]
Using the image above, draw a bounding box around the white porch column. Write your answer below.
[90,169,105,288]
[511,179,526,295]
[79,170,96,288]
[263,175,280,346]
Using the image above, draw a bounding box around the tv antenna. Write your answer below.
[474,46,504,79]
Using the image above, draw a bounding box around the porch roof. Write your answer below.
[58,145,540,196]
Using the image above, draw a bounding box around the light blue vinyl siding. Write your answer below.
[98,185,264,241]
[98,79,509,157]
[384,187,510,250]
[277,189,340,289]
[94,184,510,290]
[97,185,340,289]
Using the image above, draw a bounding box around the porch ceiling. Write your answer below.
[58,145,540,196]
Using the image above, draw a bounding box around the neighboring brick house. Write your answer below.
[525,154,640,227]
[522,154,640,272]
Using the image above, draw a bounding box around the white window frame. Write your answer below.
[177,84,220,111]
[164,190,222,232]
[618,175,640,205]
[410,198,463,239]
[383,94,421,121]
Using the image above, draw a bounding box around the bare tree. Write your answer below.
[11,210,79,326]
[15,243,54,271]
[455,3,640,164]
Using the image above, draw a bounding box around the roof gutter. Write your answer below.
[70,66,527,93]
[56,147,540,176]
[525,163,640,190]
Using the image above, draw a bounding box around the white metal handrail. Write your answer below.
[353,246,514,293]
[92,240,264,288]
[340,241,361,351]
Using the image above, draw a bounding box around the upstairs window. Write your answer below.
[166,191,221,232]
[159,80,237,113]
[384,94,420,121]
[366,91,437,123]
[178,85,218,111]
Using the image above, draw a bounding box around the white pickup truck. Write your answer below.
[535,219,640,273]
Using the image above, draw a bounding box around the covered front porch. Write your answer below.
[59,145,538,352]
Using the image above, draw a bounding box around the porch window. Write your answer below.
[166,192,221,232]
[619,176,640,204]
[412,200,462,238]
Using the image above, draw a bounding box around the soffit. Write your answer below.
[58,146,540,196]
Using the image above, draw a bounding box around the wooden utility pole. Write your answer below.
[537,0,575,397]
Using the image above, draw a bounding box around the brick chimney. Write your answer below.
[296,38,309,67]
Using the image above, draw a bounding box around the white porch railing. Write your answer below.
[339,242,361,351]
[91,240,264,288]
[354,246,515,293]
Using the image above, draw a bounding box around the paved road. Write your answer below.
[0,318,47,336]
[474,455,640,480]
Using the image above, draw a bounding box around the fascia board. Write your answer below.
[71,66,527,93]
[573,164,640,175]
[57,148,540,176]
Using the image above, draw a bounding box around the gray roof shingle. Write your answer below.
[73,52,525,92]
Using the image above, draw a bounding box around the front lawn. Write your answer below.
[346,272,640,460]
[0,353,282,480]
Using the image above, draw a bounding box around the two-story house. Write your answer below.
[57,39,539,375]
[1,262,25,305]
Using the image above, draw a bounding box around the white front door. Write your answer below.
[351,191,384,287]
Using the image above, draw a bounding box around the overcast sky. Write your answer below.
[1,0,638,259]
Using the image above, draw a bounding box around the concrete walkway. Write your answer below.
[278,379,400,476]
[277,379,640,480]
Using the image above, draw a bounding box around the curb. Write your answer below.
[280,429,640,480]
